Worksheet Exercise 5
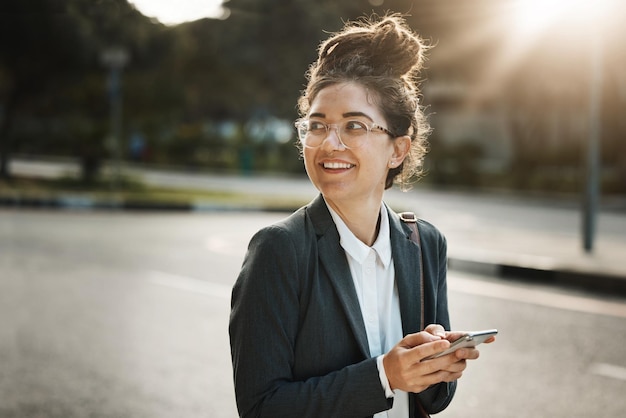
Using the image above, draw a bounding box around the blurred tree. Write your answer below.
[0,0,152,180]
[0,0,89,178]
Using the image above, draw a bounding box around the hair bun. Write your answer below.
[316,15,427,79]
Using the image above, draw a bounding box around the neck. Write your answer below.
[326,197,382,246]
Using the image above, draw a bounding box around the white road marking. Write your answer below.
[149,270,231,299]
[448,272,626,319]
[589,363,626,381]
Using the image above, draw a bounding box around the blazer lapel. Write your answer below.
[389,208,423,336]
[308,195,371,358]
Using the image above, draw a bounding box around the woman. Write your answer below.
[230,14,492,418]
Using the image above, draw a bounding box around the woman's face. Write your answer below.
[302,82,409,209]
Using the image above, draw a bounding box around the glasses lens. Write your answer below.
[340,120,368,148]
[297,120,326,147]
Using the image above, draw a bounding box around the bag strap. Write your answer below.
[399,212,425,331]
[400,212,431,418]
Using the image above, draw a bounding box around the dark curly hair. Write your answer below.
[298,14,431,190]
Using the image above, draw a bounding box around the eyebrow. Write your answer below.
[308,111,374,121]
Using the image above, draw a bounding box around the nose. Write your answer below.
[320,125,346,150]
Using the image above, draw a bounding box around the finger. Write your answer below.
[441,359,468,374]
[444,331,468,342]
[484,336,496,344]
[414,339,451,364]
[454,347,480,360]
[424,324,446,338]
[414,368,464,390]
[438,370,464,383]
[401,331,444,348]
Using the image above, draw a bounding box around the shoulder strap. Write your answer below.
[400,212,431,418]
[399,212,425,331]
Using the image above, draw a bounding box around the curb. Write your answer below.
[448,257,626,296]
[0,195,298,213]
[1,195,187,211]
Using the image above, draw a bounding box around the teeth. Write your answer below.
[323,162,353,169]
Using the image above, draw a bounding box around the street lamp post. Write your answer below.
[100,47,129,193]
[582,30,604,253]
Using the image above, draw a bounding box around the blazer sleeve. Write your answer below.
[229,224,391,418]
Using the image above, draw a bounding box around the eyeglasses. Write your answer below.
[294,118,394,149]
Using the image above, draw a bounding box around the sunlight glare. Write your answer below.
[129,0,230,25]
[514,0,560,34]
[513,0,611,35]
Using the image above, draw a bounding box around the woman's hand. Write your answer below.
[382,325,492,393]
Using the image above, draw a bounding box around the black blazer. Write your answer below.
[230,194,456,418]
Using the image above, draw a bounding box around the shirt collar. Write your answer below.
[372,204,392,268]
[326,201,392,268]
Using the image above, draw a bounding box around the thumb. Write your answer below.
[401,331,443,348]
[424,324,447,338]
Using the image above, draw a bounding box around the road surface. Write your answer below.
[1,209,625,417]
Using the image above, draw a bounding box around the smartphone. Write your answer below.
[422,329,498,360]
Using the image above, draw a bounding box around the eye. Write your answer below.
[344,120,368,134]
[308,120,327,134]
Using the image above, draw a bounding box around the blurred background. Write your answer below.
[1,0,624,193]
[2,1,626,417]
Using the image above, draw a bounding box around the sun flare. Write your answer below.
[512,0,612,35]
[129,0,229,25]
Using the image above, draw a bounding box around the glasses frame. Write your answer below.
[294,118,394,149]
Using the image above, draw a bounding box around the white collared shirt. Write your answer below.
[327,202,408,418]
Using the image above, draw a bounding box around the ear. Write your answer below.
[390,135,411,165]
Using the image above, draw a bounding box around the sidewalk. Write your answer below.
[4,157,626,294]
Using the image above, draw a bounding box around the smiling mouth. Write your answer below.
[322,162,355,169]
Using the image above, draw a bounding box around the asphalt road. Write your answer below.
[1,210,625,417]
